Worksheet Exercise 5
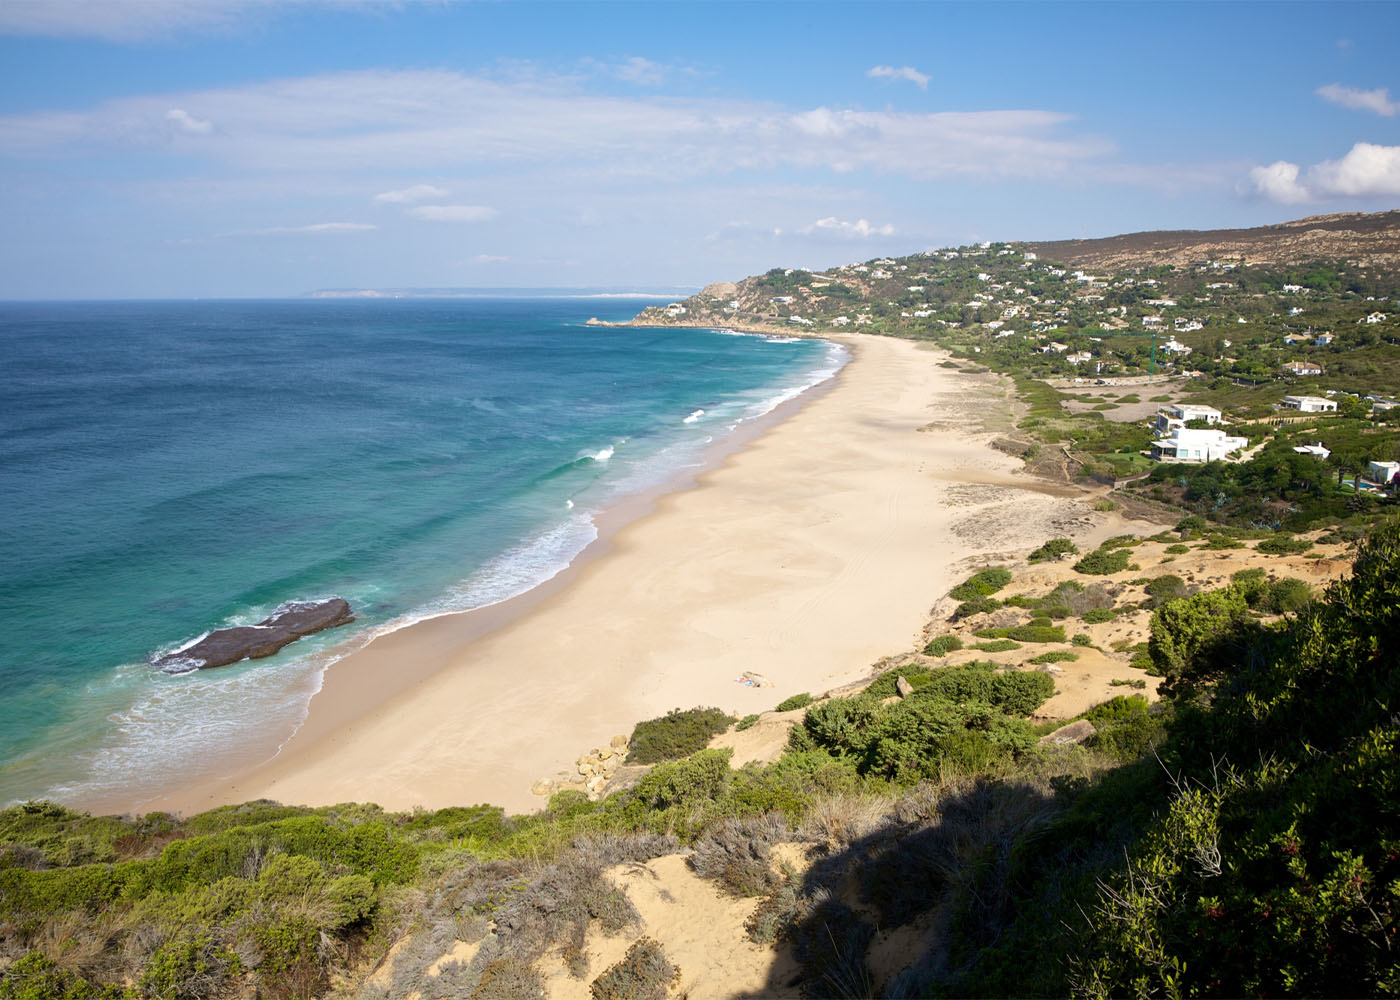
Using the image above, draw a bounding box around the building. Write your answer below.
[1151,427,1248,463]
[1368,461,1400,485]
[1282,360,1324,375]
[1293,442,1331,461]
[1281,395,1337,413]
[1155,404,1223,434]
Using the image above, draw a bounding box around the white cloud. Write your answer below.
[0,0,379,41]
[407,204,498,222]
[1248,142,1400,203]
[803,216,895,238]
[1317,83,1399,117]
[469,253,509,263]
[373,183,447,204]
[1248,160,1312,204]
[166,108,213,135]
[0,69,1110,184]
[221,221,377,237]
[1312,142,1400,196]
[867,65,930,90]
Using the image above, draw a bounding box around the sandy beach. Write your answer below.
[146,333,1092,817]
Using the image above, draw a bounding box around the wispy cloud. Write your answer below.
[166,108,213,135]
[0,70,1107,182]
[220,221,378,237]
[407,204,498,222]
[1247,142,1400,203]
[803,216,895,238]
[0,0,393,41]
[867,65,930,90]
[373,183,447,204]
[1317,83,1399,117]
[581,56,677,87]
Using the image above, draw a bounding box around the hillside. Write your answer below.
[1024,209,1400,271]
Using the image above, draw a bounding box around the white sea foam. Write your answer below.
[683,409,706,424]
[590,445,614,462]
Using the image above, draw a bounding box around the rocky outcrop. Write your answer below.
[1038,719,1097,746]
[152,598,355,672]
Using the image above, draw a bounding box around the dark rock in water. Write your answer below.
[152,598,355,672]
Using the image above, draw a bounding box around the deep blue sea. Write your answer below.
[0,298,844,806]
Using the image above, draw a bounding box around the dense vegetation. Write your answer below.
[2,511,1396,998]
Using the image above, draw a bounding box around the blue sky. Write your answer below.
[1,0,1397,299]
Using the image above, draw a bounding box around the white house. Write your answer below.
[1365,312,1387,324]
[1282,395,1337,413]
[1155,404,1223,433]
[1315,333,1334,346]
[1151,427,1248,463]
[1282,360,1324,376]
[1066,351,1093,364]
[1162,338,1192,355]
[1293,442,1331,461]
[1367,460,1400,484]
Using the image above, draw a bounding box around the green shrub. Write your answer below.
[948,567,1013,601]
[1257,533,1313,555]
[1164,543,1190,554]
[1100,535,1141,550]
[1202,534,1245,550]
[627,707,732,764]
[1110,678,1147,689]
[972,639,1022,652]
[972,624,1067,644]
[954,596,1001,618]
[735,714,759,732]
[589,936,679,1000]
[1080,607,1115,624]
[1073,548,1132,575]
[1028,537,1078,563]
[1147,587,1256,698]
[922,635,964,657]
[1029,651,1079,664]
[1144,574,1188,608]
[774,693,813,713]
[1071,633,1094,647]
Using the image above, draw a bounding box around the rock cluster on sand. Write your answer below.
[576,735,631,797]
[151,598,355,671]
[532,734,631,801]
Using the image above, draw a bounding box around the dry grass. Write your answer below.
[687,813,792,897]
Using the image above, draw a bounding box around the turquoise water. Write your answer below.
[0,299,844,805]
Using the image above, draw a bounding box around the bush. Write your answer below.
[974,624,1067,644]
[1202,534,1245,550]
[1164,543,1190,554]
[1029,651,1079,664]
[1073,548,1132,575]
[626,708,732,764]
[948,567,1013,601]
[1148,588,1257,698]
[1257,533,1313,555]
[775,693,813,713]
[735,714,759,732]
[1071,633,1093,647]
[1080,607,1115,624]
[1144,574,1188,609]
[590,937,679,1000]
[954,596,1001,619]
[922,635,964,657]
[1028,538,1078,563]
[972,639,1022,652]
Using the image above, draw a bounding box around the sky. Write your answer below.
[0,0,1398,299]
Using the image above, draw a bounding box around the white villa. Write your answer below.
[1151,427,1248,463]
[1293,442,1331,461]
[1155,404,1223,434]
[1367,460,1400,485]
[1281,395,1337,413]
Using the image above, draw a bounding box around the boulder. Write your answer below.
[151,599,354,671]
[610,734,629,750]
[895,675,915,698]
[1038,719,1097,746]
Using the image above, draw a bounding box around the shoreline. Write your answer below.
[101,333,1081,818]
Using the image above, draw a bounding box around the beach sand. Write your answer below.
[148,333,1094,817]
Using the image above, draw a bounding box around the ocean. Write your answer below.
[0,298,845,809]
